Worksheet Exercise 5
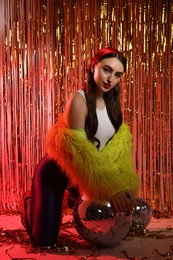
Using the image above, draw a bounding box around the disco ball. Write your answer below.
[73,196,132,247]
[130,197,152,230]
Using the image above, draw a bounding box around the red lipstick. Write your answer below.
[103,83,111,89]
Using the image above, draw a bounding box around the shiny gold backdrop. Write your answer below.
[0,0,172,213]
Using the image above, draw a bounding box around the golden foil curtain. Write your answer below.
[0,0,172,212]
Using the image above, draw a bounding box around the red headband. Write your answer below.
[89,47,123,69]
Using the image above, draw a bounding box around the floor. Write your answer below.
[0,212,173,260]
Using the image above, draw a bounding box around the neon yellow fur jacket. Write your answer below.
[45,116,139,202]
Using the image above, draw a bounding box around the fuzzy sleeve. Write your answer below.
[45,119,139,202]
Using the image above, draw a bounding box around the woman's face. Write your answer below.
[92,57,124,93]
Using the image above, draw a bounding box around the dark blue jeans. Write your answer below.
[24,155,79,246]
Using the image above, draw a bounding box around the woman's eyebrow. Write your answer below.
[104,65,123,75]
[103,65,113,71]
[115,71,123,76]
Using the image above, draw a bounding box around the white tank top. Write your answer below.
[77,89,115,151]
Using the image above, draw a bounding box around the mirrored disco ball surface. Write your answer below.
[131,197,152,230]
[73,196,132,247]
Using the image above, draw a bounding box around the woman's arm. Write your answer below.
[46,91,139,212]
[64,92,87,129]
[46,120,139,203]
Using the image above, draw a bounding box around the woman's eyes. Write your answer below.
[103,68,121,78]
[103,68,110,73]
[115,73,121,78]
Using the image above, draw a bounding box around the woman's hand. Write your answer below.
[110,190,135,215]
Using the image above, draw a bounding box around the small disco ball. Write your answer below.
[73,196,132,247]
[130,197,152,231]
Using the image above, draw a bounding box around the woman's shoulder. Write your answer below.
[64,89,87,128]
[69,89,86,107]
[77,89,86,100]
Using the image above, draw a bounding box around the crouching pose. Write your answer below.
[21,47,139,247]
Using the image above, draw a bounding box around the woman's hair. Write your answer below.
[84,47,127,142]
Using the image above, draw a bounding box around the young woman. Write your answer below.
[21,47,139,247]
